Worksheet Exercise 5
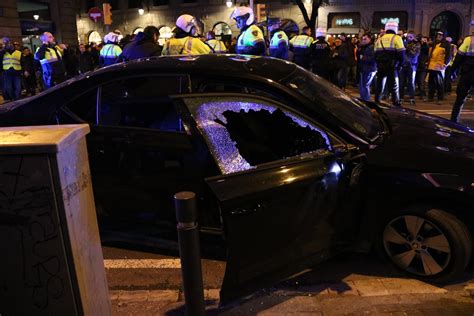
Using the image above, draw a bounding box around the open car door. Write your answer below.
[178,94,360,304]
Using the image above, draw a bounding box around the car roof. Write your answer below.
[93,54,298,82]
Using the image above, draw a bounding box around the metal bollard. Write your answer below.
[174,191,206,316]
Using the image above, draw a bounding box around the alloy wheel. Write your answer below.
[383,215,451,276]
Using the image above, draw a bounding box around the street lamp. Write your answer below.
[226,0,233,8]
[33,14,39,20]
[138,8,145,15]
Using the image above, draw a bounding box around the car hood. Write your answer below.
[367,107,474,178]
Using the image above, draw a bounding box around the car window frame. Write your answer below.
[61,86,100,125]
[174,92,346,177]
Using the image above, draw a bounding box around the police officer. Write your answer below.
[267,17,289,60]
[311,27,331,80]
[34,32,66,89]
[374,21,405,107]
[231,7,265,56]
[206,31,227,54]
[0,37,22,101]
[162,14,211,55]
[99,32,122,67]
[450,34,474,123]
[290,26,314,69]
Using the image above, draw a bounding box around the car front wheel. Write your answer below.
[382,208,472,283]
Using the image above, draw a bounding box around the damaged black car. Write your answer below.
[0,55,473,303]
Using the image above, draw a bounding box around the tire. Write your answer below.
[379,207,472,284]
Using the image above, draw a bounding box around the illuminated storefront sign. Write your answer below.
[372,11,408,30]
[335,18,354,26]
[328,13,360,29]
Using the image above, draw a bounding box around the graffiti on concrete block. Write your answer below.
[0,156,66,310]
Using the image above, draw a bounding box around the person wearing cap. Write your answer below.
[120,26,162,61]
[34,32,67,89]
[231,7,265,56]
[426,31,452,104]
[267,17,289,60]
[311,27,331,80]
[206,31,227,54]
[290,26,313,69]
[162,14,211,55]
[398,31,420,105]
[99,32,122,67]
[450,32,474,123]
[374,21,405,107]
[0,37,23,101]
[357,33,377,101]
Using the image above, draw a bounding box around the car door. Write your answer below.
[179,94,363,303]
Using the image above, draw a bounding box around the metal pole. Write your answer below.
[174,191,205,316]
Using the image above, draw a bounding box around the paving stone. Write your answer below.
[118,290,149,302]
[352,279,389,296]
[147,290,180,302]
[109,290,121,301]
[380,278,447,295]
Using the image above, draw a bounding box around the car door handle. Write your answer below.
[229,203,265,216]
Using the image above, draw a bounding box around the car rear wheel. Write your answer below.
[381,208,472,283]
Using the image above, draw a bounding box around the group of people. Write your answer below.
[1,6,473,122]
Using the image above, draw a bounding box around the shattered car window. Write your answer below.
[185,97,332,174]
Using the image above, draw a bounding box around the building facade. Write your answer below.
[0,0,80,50]
[1,0,473,49]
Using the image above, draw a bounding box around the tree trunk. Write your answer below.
[293,0,327,33]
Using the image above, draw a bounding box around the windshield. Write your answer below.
[282,69,382,140]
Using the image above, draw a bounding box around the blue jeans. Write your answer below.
[359,71,376,101]
[3,73,21,101]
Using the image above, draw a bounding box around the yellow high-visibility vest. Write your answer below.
[207,39,227,53]
[457,36,474,56]
[162,37,211,55]
[374,34,405,52]
[290,35,313,48]
[3,50,22,71]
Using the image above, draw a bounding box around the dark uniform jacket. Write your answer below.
[120,32,162,61]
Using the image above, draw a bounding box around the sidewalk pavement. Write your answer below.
[109,277,474,315]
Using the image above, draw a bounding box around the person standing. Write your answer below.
[426,31,452,104]
[331,38,349,89]
[20,46,37,96]
[267,17,289,60]
[231,7,265,56]
[311,27,331,80]
[0,38,23,101]
[100,32,122,67]
[357,33,377,101]
[290,26,313,69]
[444,36,457,94]
[450,34,474,123]
[374,21,405,107]
[162,15,211,55]
[206,31,227,54]
[121,26,162,60]
[78,44,95,74]
[415,36,429,100]
[399,31,420,105]
[34,32,67,89]
[340,33,356,85]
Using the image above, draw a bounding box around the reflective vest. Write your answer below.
[2,50,21,71]
[207,39,227,53]
[270,31,289,49]
[269,30,289,60]
[236,25,264,55]
[162,37,211,55]
[428,42,449,71]
[35,45,63,66]
[100,43,122,61]
[289,34,313,49]
[374,34,405,52]
[457,36,474,57]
